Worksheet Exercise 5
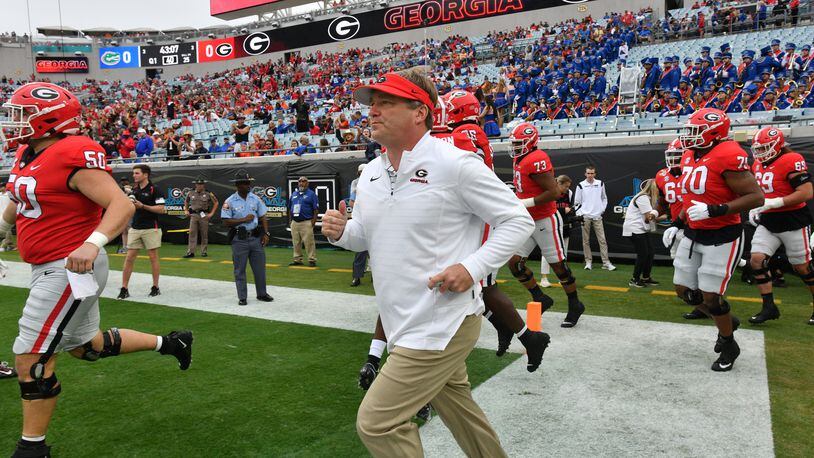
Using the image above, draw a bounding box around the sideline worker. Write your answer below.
[321,69,533,457]
[221,170,274,306]
[183,175,218,258]
[288,176,319,266]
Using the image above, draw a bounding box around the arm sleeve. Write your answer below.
[600,181,608,213]
[456,154,535,283]
[220,199,233,219]
[152,186,165,205]
[574,184,583,214]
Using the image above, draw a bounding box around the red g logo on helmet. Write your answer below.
[30,87,60,100]
[702,112,721,122]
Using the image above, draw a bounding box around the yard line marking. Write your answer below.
[585,285,629,293]
[328,268,354,273]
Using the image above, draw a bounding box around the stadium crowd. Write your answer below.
[1,0,811,165]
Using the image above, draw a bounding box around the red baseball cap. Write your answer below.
[353,72,435,110]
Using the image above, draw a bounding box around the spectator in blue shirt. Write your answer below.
[135,128,154,161]
[289,176,319,266]
[294,135,317,155]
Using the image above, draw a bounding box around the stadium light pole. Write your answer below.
[26,0,36,77]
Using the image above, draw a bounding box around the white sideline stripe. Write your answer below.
[0,261,774,457]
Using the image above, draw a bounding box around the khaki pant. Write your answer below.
[357,315,507,457]
[290,220,316,263]
[581,216,610,265]
[188,213,210,254]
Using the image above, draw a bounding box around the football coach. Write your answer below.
[321,68,534,457]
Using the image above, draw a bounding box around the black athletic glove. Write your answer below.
[358,355,380,390]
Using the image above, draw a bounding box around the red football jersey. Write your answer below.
[752,151,808,213]
[514,150,557,220]
[679,140,750,229]
[655,167,684,221]
[6,135,111,265]
[451,123,494,170]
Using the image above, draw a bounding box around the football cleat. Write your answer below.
[11,440,51,458]
[808,310,814,325]
[521,331,551,373]
[561,301,585,328]
[715,316,740,353]
[683,308,708,320]
[0,361,17,379]
[149,286,161,297]
[116,287,130,300]
[711,336,740,372]
[161,330,193,370]
[749,304,780,324]
[641,277,660,285]
[495,326,513,357]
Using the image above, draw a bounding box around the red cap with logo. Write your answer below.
[353,72,435,110]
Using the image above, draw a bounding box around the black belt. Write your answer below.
[293,218,311,222]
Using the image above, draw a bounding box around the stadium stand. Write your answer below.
[2,0,814,167]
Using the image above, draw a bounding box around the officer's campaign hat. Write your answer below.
[230,170,255,183]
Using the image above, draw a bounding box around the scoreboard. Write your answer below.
[140,43,197,67]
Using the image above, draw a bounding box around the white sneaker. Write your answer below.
[584,263,592,270]
[603,263,617,271]
[539,276,552,288]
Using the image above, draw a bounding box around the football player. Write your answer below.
[747,127,814,325]
[660,138,708,320]
[659,138,687,260]
[672,108,764,372]
[509,122,587,328]
[0,82,193,457]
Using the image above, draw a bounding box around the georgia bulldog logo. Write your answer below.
[768,129,778,137]
[523,127,535,135]
[377,76,387,83]
[30,87,60,100]
[703,112,721,122]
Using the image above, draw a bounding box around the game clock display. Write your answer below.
[140,43,198,67]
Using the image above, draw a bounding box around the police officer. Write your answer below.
[288,176,319,267]
[183,175,219,258]
[221,170,273,306]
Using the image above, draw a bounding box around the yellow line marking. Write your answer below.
[220,261,232,264]
[188,259,212,263]
[651,290,675,296]
[266,264,280,268]
[161,257,182,261]
[109,253,125,257]
[328,268,354,273]
[289,266,318,270]
[585,285,629,293]
[729,296,781,304]
[137,255,150,259]
[496,279,508,284]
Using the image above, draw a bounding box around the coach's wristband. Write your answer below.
[707,204,729,218]
[85,231,109,249]
[521,197,536,208]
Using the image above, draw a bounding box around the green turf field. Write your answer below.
[0,286,518,457]
[1,244,812,457]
